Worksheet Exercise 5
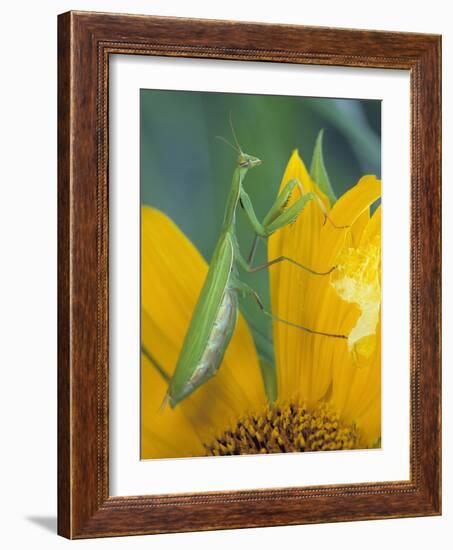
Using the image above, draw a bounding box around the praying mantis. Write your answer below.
[145,132,347,409]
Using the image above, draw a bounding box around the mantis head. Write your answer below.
[217,114,262,170]
[238,152,262,169]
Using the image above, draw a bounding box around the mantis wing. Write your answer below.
[168,232,234,403]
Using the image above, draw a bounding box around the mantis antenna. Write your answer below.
[229,111,243,154]
[215,135,241,153]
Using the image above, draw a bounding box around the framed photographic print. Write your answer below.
[58,11,441,538]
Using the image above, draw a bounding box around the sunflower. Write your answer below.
[141,150,381,459]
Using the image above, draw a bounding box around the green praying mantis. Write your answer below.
[143,130,347,409]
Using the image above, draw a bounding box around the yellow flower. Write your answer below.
[141,150,381,459]
[269,150,381,447]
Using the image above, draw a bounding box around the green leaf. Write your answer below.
[258,356,278,405]
[240,309,277,403]
[310,129,337,206]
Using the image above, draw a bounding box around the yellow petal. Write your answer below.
[350,209,370,247]
[269,152,382,406]
[360,205,381,245]
[141,206,265,458]
[141,352,204,458]
[349,305,380,357]
[330,323,381,446]
[328,176,381,228]
[328,208,382,447]
[311,181,381,381]
[268,150,332,404]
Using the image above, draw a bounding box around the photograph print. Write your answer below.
[140,89,382,460]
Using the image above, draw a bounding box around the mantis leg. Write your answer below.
[240,184,315,238]
[141,345,170,382]
[240,178,348,235]
[239,189,268,237]
[236,238,334,276]
[230,276,346,340]
[247,234,260,264]
[247,255,335,276]
[264,181,349,232]
[262,178,303,226]
[239,178,347,275]
[284,178,349,230]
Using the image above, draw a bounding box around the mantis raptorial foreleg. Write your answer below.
[240,180,315,238]
[262,178,303,227]
[238,180,339,277]
[230,276,346,340]
[241,178,348,237]
[292,178,349,230]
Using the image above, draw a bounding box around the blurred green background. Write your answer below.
[141,89,381,380]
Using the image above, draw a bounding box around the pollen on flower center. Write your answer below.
[204,402,360,456]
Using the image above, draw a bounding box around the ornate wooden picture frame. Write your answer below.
[58,10,441,539]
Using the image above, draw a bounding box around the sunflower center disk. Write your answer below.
[204,402,360,456]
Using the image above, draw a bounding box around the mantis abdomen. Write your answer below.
[188,289,238,388]
[166,233,237,407]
